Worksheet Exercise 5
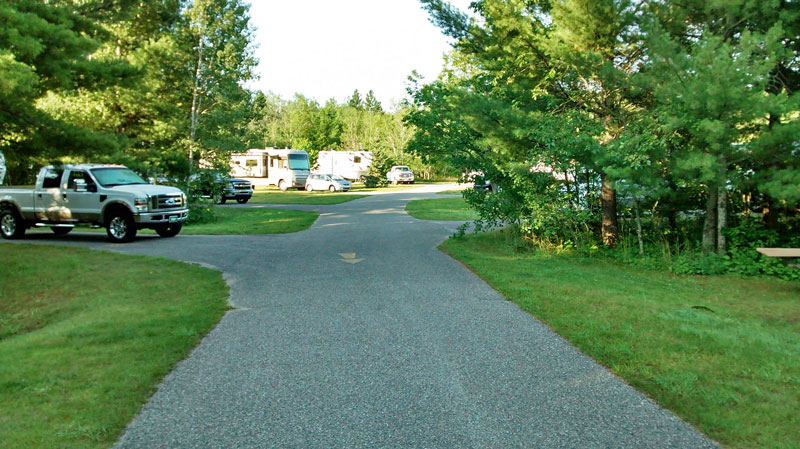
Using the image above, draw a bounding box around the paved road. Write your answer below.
[10,185,717,448]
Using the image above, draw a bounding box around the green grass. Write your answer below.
[250,182,446,200]
[76,207,318,236]
[436,188,466,195]
[441,230,800,449]
[405,197,479,221]
[249,189,368,205]
[0,244,229,449]
[184,207,318,234]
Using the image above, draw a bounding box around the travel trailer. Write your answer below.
[315,150,373,181]
[230,148,310,190]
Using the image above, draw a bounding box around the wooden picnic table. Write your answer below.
[757,248,800,270]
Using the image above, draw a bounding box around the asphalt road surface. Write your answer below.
[8,185,718,448]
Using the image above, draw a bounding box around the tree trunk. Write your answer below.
[717,183,728,255]
[189,34,205,175]
[763,197,780,230]
[702,186,718,253]
[600,173,619,248]
[633,196,644,256]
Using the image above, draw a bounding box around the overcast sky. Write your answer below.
[245,0,474,109]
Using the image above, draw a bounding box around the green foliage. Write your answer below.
[414,0,800,263]
[186,201,219,226]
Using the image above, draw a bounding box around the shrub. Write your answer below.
[186,199,218,225]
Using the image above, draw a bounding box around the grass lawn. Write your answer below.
[76,207,318,236]
[184,207,318,234]
[441,230,800,449]
[249,189,369,205]
[250,182,447,202]
[405,197,479,221]
[436,188,467,195]
[0,244,229,449]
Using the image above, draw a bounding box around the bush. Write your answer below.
[186,199,219,225]
[363,175,387,188]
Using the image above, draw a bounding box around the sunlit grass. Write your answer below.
[0,244,229,449]
[183,207,317,234]
[75,207,318,236]
[441,229,800,449]
[249,188,368,205]
[405,197,479,221]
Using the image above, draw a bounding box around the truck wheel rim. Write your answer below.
[1,214,15,236]
[109,217,127,238]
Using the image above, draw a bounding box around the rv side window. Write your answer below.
[246,159,258,167]
[354,156,361,163]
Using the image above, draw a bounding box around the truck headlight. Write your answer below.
[134,197,149,212]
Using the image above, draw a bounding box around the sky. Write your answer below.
[245,0,474,109]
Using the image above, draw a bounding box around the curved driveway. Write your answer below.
[13,185,717,448]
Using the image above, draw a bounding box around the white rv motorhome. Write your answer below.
[315,150,373,181]
[230,148,310,190]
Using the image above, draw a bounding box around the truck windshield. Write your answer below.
[91,167,147,187]
[288,154,309,170]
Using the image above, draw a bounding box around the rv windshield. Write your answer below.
[288,153,310,170]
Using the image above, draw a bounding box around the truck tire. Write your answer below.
[0,209,26,240]
[155,223,182,237]
[213,193,226,204]
[51,226,73,236]
[106,209,137,243]
[279,179,287,191]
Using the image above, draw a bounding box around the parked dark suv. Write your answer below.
[192,171,253,204]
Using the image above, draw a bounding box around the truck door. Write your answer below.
[63,170,100,222]
[35,168,67,221]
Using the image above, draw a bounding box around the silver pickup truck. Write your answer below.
[0,164,188,243]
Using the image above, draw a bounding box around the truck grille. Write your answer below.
[232,182,251,191]
[152,194,184,210]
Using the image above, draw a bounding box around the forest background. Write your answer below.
[0,0,449,187]
[1,0,799,278]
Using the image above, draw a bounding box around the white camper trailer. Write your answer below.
[230,148,310,190]
[315,150,373,181]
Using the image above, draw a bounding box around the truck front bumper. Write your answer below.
[135,208,189,225]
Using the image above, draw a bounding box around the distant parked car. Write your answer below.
[386,165,415,184]
[305,173,351,192]
[191,170,253,204]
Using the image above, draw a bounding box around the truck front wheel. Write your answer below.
[0,209,26,240]
[155,223,182,238]
[106,210,137,243]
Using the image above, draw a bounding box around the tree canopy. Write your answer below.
[408,0,799,261]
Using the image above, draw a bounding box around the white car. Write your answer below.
[305,173,351,192]
[386,165,415,184]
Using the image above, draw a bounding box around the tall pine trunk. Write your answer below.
[633,196,644,255]
[717,183,728,255]
[600,173,619,248]
[702,185,718,253]
[189,34,205,175]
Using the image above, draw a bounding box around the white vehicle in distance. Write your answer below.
[305,174,351,192]
[386,165,415,184]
